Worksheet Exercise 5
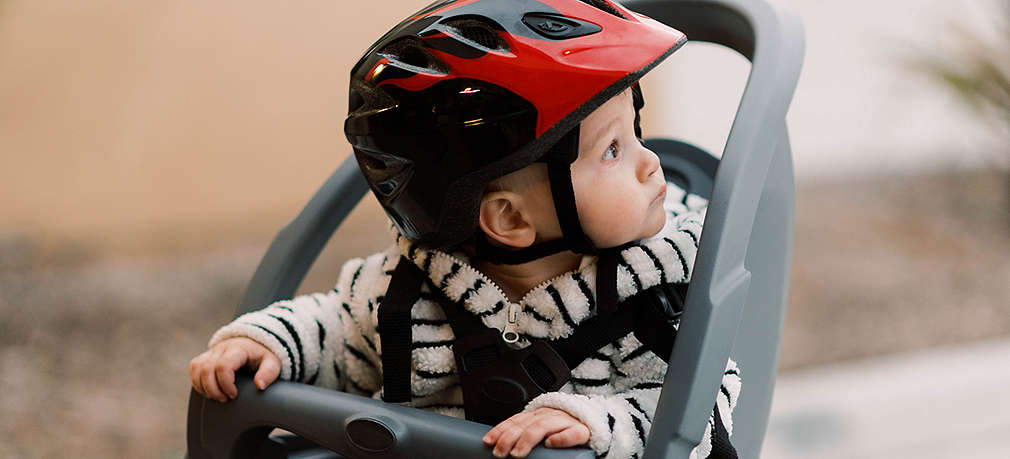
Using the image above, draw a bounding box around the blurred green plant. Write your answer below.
[926,41,1009,139]
[916,1,1010,224]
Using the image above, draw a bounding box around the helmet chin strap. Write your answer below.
[474,126,589,263]
[474,83,646,314]
[473,126,626,315]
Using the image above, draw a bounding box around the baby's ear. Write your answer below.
[479,191,537,249]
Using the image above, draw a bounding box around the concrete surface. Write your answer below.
[763,337,1010,458]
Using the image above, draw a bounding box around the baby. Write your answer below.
[189,1,739,458]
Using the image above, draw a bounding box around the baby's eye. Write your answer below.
[602,141,618,161]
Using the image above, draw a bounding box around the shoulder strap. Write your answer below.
[431,279,488,340]
[377,256,685,407]
[432,279,687,371]
[626,282,688,362]
[550,302,637,369]
[554,282,687,367]
[377,256,427,403]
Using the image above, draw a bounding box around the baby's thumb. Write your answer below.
[253,353,281,390]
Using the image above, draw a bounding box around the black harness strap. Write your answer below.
[437,277,686,422]
[594,246,629,316]
[553,281,687,367]
[431,278,687,376]
[376,252,685,421]
[550,299,637,369]
[627,282,688,362]
[432,279,487,339]
[432,283,571,424]
[377,256,426,403]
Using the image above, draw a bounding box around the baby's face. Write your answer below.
[569,88,667,248]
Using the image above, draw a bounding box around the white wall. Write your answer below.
[639,0,1007,180]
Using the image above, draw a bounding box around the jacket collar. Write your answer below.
[390,210,702,340]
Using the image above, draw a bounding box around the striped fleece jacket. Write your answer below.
[210,190,740,458]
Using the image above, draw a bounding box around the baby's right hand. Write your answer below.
[189,337,281,403]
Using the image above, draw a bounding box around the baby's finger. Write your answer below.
[485,411,533,445]
[483,420,508,445]
[491,414,531,458]
[200,366,227,403]
[545,424,591,448]
[189,356,207,396]
[510,418,567,458]
[216,348,246,399]
[253,352,281,390]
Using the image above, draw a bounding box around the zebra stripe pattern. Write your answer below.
[208,200,736,458]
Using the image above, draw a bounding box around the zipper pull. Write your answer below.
[502,303,520,344]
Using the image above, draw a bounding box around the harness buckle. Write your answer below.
[452,328,570,425]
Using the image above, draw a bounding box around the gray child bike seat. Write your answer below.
[185,0,804,457]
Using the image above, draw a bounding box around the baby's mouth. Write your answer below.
[652,182,667,205]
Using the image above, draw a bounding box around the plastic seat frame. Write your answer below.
[185,0,804,457]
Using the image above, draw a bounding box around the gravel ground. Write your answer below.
[1,170,1008,458]
[783,169,1010,367]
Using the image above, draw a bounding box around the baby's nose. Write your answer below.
[639,146,661,181]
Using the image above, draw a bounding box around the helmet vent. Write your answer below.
[578,0,626,19]
[444,19,509,52]
[378,38,448,74]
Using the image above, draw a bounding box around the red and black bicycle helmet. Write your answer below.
[344,0,687,257]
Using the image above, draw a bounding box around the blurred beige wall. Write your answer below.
[6,0,1003,257]
[0,0,430,255]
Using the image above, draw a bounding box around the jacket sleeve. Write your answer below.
[524,336,740,458]
[664,182,709,218]
[690,359,741,459]
[207,252,386,394]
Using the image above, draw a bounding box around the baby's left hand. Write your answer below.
[482,407,590,458]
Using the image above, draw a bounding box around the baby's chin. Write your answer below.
[603,220,666,247]
[635,209,669,242]
[588,208,668,247]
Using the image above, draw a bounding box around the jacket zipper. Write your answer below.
[428,251,595,342]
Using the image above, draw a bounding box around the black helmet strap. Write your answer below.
[544,127,597,255]
[631,82,644,138]
[474,83,646,313]
[474,126,592,265]
[543,141,624,316]
[474,125,625,315]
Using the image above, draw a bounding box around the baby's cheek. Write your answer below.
[583,203,639,247]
